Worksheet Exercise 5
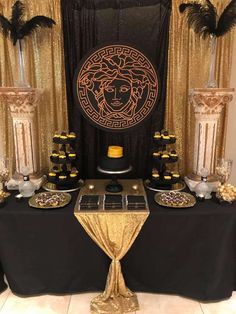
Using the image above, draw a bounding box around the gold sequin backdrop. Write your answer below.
[0,0,68,174]
[166,0,234,175]
[0,0,234,175]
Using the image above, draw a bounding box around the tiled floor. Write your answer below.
[0,288,236,313]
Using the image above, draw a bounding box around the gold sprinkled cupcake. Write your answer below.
[50,150,59,163]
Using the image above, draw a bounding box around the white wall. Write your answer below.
[225,32,236,185]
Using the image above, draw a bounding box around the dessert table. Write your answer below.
[0,187,236,301]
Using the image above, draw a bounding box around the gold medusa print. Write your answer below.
[76,45,159,131]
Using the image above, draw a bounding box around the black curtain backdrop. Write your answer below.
[61,0,171,178]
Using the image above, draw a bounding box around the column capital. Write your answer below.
[0,87,43,119]
[189,88,234,115]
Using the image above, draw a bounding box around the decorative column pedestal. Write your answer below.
[185,88,234,191]
[0,87,44,190]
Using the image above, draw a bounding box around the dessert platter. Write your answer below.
[29,192,71,209]
[155,191,196,208]
[44,131,83,192]
[145,130,185,192]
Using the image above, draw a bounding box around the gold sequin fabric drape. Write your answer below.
[74,211,149,314]
[165,0,234,175]
[0,0,68,174]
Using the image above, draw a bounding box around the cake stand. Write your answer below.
[97,166,132,193]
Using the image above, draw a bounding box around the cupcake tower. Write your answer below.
[47,131,79,188]
[151,130,181,188]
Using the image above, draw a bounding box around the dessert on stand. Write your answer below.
[97,146,132,193]
[145,130,185,192]
[44,131,82,192]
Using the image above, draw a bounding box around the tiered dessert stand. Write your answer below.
[44,132,83,192]
[145,131,185,192]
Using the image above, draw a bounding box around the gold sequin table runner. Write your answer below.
[74,180,149,314]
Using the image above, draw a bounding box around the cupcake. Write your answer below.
[163,171,172,182]
[60,132,69,144]
[161,151,170,161]
[68,150,76,161]
[53,132,61,144]
[152,169,160,181]
[172,172,181,183]
[161,130,170,144]
[153,151,161,160]
[153,131,161,142]
[50,150,59,163]
[67,132,76,141]
[58,151,67,164]
[169,133,176,144]
[169,150,178,162]
[48,171,57,183]
[69,172,78,184]
[58,172,67,183]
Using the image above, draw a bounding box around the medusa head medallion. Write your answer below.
[74,44,159,131]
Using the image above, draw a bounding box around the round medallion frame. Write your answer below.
[74,43,159,132]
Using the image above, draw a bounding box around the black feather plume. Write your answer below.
[0,0,56,45]
[179,1,217,38]
[11,0,25,26]
[19,16,55,40]
[10,0,24,43]
[216,0,236,37]
[179,0,236,38]
[0,15,12,37]
[179,3,194,13]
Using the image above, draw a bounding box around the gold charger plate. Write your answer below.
[29,192,71,209]
[154,191,196,208]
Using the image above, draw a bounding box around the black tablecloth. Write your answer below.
[0,190,236,300]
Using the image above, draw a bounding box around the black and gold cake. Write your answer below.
[100,146,129,171]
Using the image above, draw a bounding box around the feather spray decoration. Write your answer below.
[216,0,236,37]
[179,1,217,38]
[0,1,55,87]
[0,0,56,45]
[179,0,236,38]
